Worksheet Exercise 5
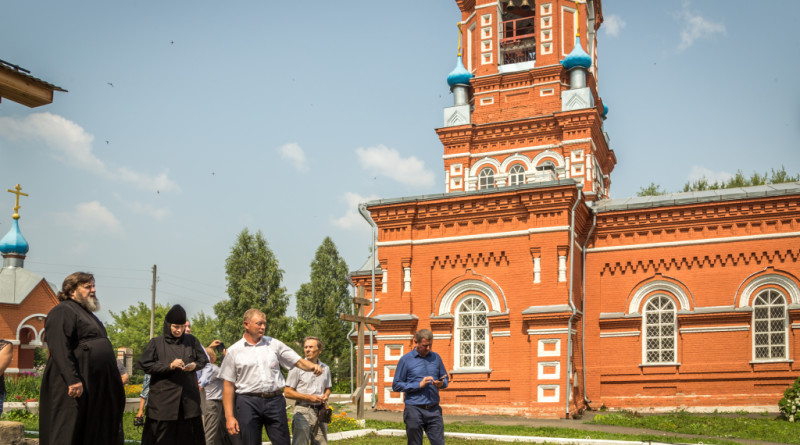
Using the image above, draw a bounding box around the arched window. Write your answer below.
[478,167,495,190]
[643,295,676,364]
[753,289,787,360]
[456,296,488,369]
[508,164,525,186]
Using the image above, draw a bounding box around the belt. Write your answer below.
[240,390,283,398]
[413,403,439,410]
[296,402,324,409]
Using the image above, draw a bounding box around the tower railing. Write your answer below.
[500,17,536,65]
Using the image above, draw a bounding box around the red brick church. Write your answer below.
[350,0,800,418]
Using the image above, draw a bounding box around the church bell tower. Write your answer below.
[439,0,614,201]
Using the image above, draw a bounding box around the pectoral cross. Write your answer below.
[7,184,28,220]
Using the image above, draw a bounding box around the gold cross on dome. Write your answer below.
[7,184,28,220]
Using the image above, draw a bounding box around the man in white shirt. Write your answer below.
[285,337,332,445]
[220,309,322,445]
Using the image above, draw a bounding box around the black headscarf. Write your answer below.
[163,304,187,343]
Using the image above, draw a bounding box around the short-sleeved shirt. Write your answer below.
[199,363,223,400]
[285,361,331,397]
[219,336,301,394]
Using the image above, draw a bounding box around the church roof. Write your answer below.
[447,56,473,87]
[0,219,29,255]
[0,266,57,305]
[561,36,592,69]
[593,182,800,212]
[350,253,382,276]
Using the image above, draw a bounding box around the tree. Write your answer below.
[682,167,799,192]
[637,182,666,197]
[106,301,171,371]
[191,310,223,350]
[214,228,290,345]
[295,237,351,382]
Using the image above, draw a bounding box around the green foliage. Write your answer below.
[215,228,290,345]
[779,375,800,421]
[682,166,799,192]
[637,182,666,197]
[0,408,36,421]
[190,310,223,350]
[5,372,42,401]
[295,237,351,382]
[106,301,171,367]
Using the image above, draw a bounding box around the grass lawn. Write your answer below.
[589,410,800,445]
[4,408,797,444]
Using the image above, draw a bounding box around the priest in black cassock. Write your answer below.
[39,272,125,445]
[137,304,208,445]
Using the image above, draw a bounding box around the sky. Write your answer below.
[1,1,798,324]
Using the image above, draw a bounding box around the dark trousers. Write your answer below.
[235,394,290,445]
[403,404,444,445]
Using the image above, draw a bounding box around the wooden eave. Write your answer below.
[0,63,66,108]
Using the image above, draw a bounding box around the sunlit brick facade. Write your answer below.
[350,0,800,418]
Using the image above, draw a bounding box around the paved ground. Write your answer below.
[332,400,789,445]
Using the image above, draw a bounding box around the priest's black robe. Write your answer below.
[136,319,208,444]
[39,299,125,445]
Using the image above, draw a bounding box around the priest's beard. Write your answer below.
[75,295,101,312]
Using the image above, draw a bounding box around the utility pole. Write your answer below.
[149,264,157,339]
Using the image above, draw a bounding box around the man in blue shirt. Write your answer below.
[391,329,448,445]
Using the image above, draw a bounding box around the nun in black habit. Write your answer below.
[137,304,208,445]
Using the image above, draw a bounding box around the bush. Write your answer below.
[331,378,351,394]
[328,410,363,432]
[5,372,42,402]
[779,376,800,421]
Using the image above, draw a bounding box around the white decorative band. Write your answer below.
[491,331,511,337]
[588,231,800,253]
[443,143,559,160]
[679,326,750,333]
[792,323,800,329]
[433,334,452,340]
[599,331,640,338]
[561,138,593,145]
[375,335,414,341]
[377,226,570,247]
[526,329,576,335]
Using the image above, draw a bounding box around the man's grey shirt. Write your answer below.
[285,361,331,397]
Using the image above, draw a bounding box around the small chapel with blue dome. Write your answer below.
[0,185,59,376]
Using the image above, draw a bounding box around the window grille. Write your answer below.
[643,295,676,363]
[478,168,495,190]
[753,289,787,360]
[508,164,525,186]
[456,296,488,368]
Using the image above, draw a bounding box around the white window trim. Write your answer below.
[751,289,789,362]
[454,295,490,372]
[538,384,559,403]
[537,361,560,380]
[538,339,561,357]
[642,295,678,365]
[385,344,403,361]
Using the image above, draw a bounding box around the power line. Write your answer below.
[158,279,224,299]
[25,260,149,273]
[158,271,225,290]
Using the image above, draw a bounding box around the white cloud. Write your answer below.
[279,142,308,172]
[677,2,726,51]
[113,193,171,221]
[0,112,179,192]
[603,15,626,37]
[355,144,435,187]
[332,192,379,229]
[687,165,733,185]
[56,201,123,235]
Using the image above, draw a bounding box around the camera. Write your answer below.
[134,416,145,427]
[214,342,225,354]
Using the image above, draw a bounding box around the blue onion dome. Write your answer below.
[561,36,592,69]
[447,56,473,87]
[602,103,609,117]
[0,219,29,255]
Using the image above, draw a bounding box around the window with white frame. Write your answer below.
[753,289,787,360]
[508,164,525,186]
[456,296,489,369]
[478,167,495,190]
[643,295,676,363]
